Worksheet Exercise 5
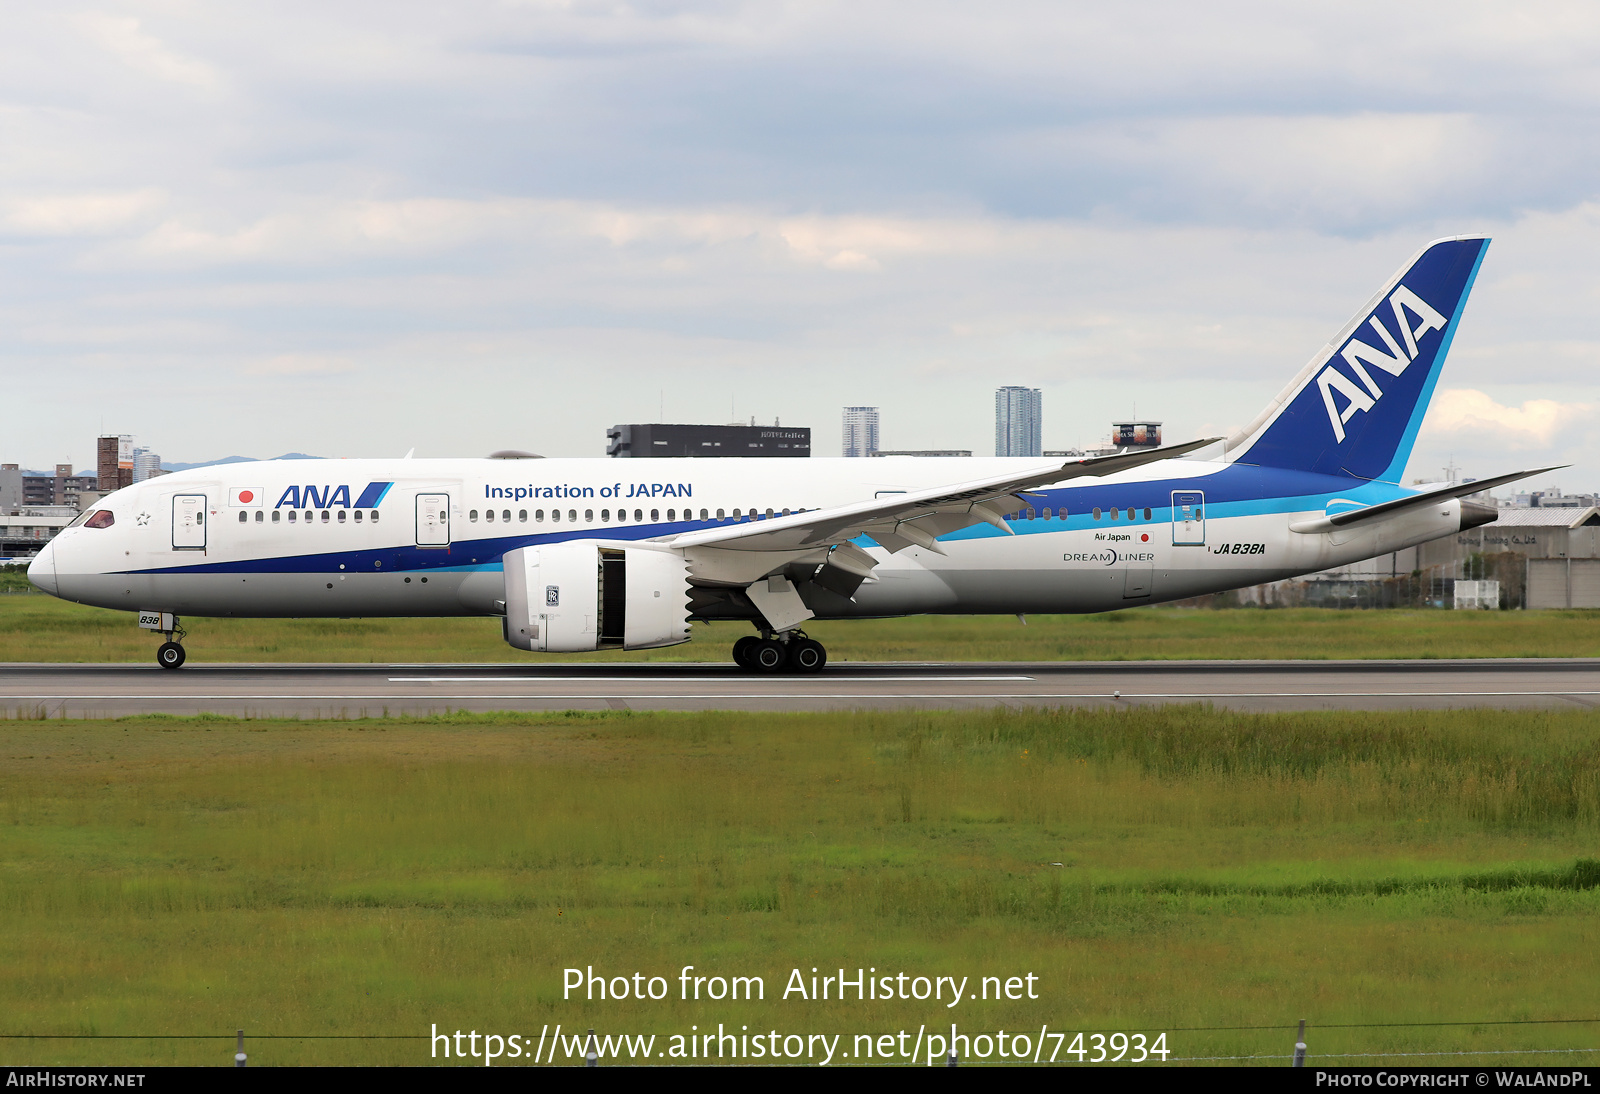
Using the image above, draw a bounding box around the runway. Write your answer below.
[5,659,1600,717]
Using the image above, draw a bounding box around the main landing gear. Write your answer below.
[155,619,187,670]
[732,631,827,674]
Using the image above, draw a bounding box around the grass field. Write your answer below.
[2,705,1598,1066]
[6,591,1600,664]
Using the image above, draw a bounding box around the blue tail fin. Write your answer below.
[1226,236,1489,482]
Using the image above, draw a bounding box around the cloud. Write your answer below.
[75,14,220,89]
[0,190,165,237]
[1422,388,1596,451]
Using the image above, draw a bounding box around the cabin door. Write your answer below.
[172,495,207,550]
[1171,490,1205,546]
[415,493,451,547]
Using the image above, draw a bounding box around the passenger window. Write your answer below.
[320,510,329,522]
[733,509,742,519]
[503,510,510,522]
[700,509,708,520]
[568,509,577,522]
[354,510,362,522]
[782,508,791,516]
[1092,508,1101,520]
[485,510,494,523]
[585,509,594,522]
[272,511,280,523]
[667,509,675,520]
[717,508,725,520]
[1026,507,1035,519]
[371,511,379,523]
[1126,508,1135,521]
[551,510,560,523]
[238,511,247,523]
[1144,507,1152,520]
[651,509,660,521]
[335,510,344,522]
[289,511,297,523]
[1109,508,1118,520]
[1041,508,1052,519]
[765,508,775,519]
[196,512,204,525]
[634,509,642,522]
[470,510,479,522]
[536,510,544,522]
[519,510,527,522]
[601,509,610,522]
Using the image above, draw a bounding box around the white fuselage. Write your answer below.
[29,455,1467,623]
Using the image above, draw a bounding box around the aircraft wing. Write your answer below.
[660,437,1221,557]
[1288,465,1564,534]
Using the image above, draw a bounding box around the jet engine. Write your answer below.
[501,541,692,652]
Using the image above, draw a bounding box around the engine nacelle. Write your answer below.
[501,541,692,653]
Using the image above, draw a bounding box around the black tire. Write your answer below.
[752,639,787,672]
[732,635,761,670]
[788,638,827,673]
[156,642,186,670]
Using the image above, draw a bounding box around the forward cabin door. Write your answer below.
[172,495,207,550]
[1171,491,1205,547]
[415,493,451,547]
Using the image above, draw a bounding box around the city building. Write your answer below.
[133,447,164,482]
[3,464,99,509]
[871,449,971,457]
[994,387,1042,457]
[606,422,810,458]
[1112,421,1162,449]
[97,435,133,493]
[0,507,78,559]
[841,407,880,458]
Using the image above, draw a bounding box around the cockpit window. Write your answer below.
[85,510,115,529]
[65,510,93,529]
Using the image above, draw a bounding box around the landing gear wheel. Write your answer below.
[732,635,761,671]
[788,638,827,673]
[156,642,186,670]
[751,639,787,673]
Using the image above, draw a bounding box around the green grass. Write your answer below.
[6,593,1600,663]
[2,706,1599,1066]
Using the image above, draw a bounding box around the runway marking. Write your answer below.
[385,675,1037,683]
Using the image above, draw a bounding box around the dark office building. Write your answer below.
[607,423,811,458]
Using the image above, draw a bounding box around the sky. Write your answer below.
[5,1,1600,494]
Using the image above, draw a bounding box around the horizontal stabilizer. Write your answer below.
[1289,466,1564,534]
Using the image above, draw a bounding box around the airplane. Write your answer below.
[27,234,1555,672]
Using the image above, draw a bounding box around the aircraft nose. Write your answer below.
[27,541,57,596]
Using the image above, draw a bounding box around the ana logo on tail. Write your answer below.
[1317,285,1449,443]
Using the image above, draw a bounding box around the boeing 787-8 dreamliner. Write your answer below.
[28,236,1551,671]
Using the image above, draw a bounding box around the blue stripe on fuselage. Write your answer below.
[117,463,1421,577]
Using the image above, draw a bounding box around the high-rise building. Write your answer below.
[132,447,163,482]
[842,407,880,458]
[97,435,133,492]
[994,387,1042,457]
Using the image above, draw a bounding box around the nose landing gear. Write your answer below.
[732,630,827,673]
[153,618,187,670]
